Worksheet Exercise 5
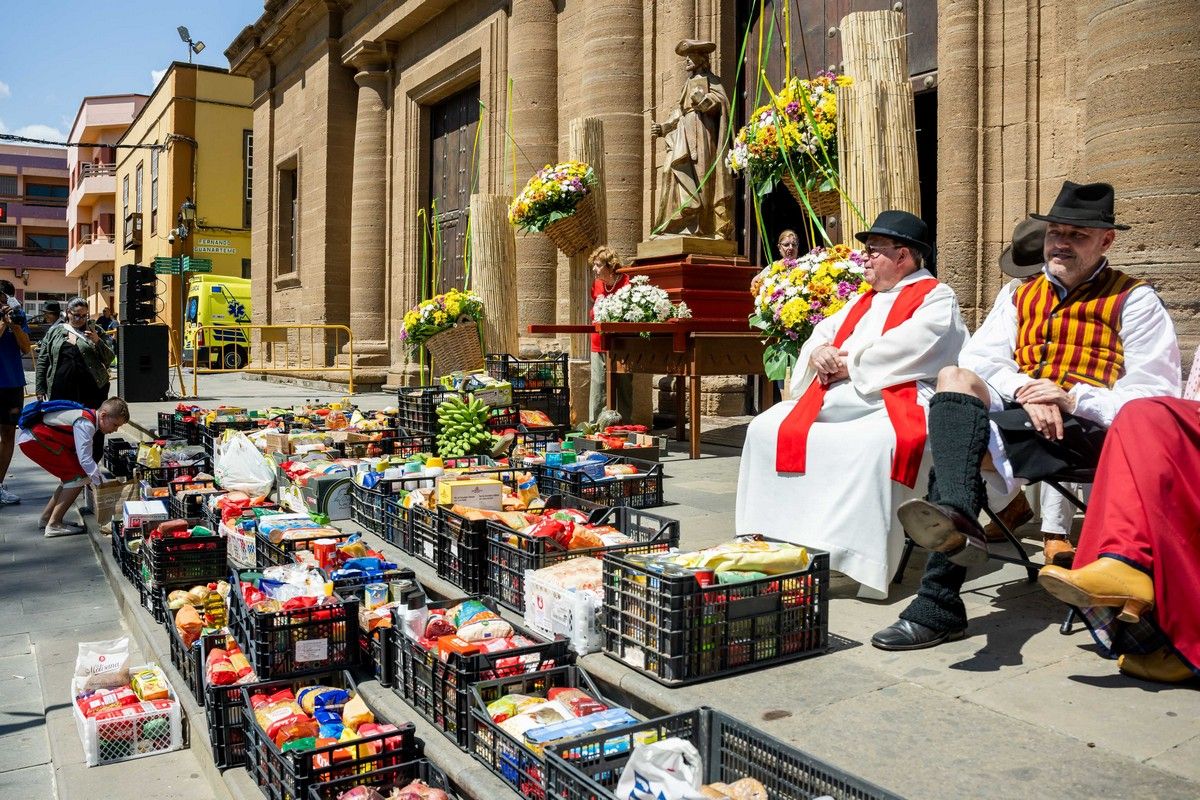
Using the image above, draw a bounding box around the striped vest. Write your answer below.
[1013,267,1145,389]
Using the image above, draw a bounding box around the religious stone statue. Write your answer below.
[649,40,734,240]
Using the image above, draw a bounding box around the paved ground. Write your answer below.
[6,372,1197,799]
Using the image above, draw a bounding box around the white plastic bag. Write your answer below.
[74,637,131,694]
[616,738,707,800]
[215,431,275,497]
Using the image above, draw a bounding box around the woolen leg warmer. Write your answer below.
[900,552,969,631]
[925,392,990,518]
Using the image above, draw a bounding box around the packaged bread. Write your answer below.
[131,665,170,701]
[175,604,203,647]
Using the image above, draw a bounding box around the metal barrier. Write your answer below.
[190,323,355,396]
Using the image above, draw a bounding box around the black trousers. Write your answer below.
[900,404,1108,632]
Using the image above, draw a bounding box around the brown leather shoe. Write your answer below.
[897,499,989,567]
[1118,648,1196,684]
[1038,557,1154,623]
[1043,535,1076,568]
[983,491,1033,542]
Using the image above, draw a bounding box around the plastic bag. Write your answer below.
[74,637,132,694]
[615,738,707,800]
[215,432,274,497]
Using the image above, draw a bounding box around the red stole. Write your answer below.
[775,279,938,488]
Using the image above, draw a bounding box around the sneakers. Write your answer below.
[44,522,87,538]
[0,483,19,505]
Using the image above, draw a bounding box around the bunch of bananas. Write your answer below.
[436,395,493,457]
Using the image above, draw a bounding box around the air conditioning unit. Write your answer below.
[123,213,142,251]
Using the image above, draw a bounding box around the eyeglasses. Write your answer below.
[68,311,89,319]
[864,244,905,259]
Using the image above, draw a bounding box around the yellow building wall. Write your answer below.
[114,64,252,359]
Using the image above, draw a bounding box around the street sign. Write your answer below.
[183,256,213,273]
[152,256,180,275]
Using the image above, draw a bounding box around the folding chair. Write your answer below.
[892,497,1040,585]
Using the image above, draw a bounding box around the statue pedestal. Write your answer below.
[625,243,756,322]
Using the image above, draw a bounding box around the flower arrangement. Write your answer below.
[748,244,869,379]
[726,71,852,197]
[593,275,692,325]
[400,288,485,349]
[508,161,597,233]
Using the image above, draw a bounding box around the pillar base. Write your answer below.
[343,339,390,367]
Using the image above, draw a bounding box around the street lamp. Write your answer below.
[169,197,196,242]
[177,26,206,63]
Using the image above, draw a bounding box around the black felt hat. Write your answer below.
[999,218,1047,278]
[1030,180,1129,230]
[854,210,933,258]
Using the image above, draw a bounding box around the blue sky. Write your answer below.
[0,1,257,144]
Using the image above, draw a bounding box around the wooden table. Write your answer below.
[529,319,773,459]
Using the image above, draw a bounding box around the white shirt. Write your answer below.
[960,262,1181,426]
[17,409,102,485]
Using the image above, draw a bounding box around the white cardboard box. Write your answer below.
[122,500,169,530]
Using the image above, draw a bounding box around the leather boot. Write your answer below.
[1118,648,1196,684]
[1043,534,1076,568]
[983,491,1033,542]
[1038,557,1154,623]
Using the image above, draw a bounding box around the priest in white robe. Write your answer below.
[736,211,968,597]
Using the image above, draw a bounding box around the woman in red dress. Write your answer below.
[1039,396,1199,683]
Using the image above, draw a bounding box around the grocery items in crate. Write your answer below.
[435,395,497,457]
[204,632,259,687]
[329,781,451,800]
[247,680,406,760]
[403,598,559,669]
[614,738,769,800]
[493,506,635,552]
[651,538,810,581]
[238,564,335,609]
[212,491,280,524]
[357,575,421,636]
[168,580,231,634]
[484,686,638,758]
[73,640,183,766]
[524,558,604,653]
[520,409,555,428]
[137,441,207,470]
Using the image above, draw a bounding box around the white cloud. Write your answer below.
[0,117,68,146]
[0,80,10,99]
[151,69,167,89]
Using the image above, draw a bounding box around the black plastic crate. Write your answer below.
[394,597,574,749]
[514,425,566,451]
[166,613,226,706]
[241,670,420,800]
[328,429,401,459]
[485,404,520,432]
[469,665,620,798]
[366,626,395,688]
[230,571,362,679]
[168,489,222,523]
[486,353,570,391]
[487,503,679,614]
[532,455,664,509]
[145,531,227,586]
[349,481,391,536]
[513,387,571,427]
[205,633,262,773]
[435,469,522,595]
[544,707,903,800]
[111,520,142,582]
[103,438,136,477]
[390,432,438,458]
[157,411,176,439]
[328,565,415,600]
[305,759,458,800]
[396,385,457,439]
[255,529,353,570]
[134,460,211,487]
[602,549,830,686]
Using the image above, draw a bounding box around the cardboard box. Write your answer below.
[573,437,660,462]
[436,478,503,510]
[123,500,169,530]
[260,432,292,455]
[471,381,513,408]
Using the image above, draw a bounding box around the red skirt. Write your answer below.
[19,428,86,484]
[1074,397,1200,673]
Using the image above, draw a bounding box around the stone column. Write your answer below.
[345,42,392,366]
[582,1,644,256]
[1085,0,1200,356]
[934,0,981,324]
[508,0,559,350]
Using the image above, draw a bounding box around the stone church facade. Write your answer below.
[226,0,1198,397]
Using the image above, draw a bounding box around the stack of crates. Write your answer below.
[486,353,571,427]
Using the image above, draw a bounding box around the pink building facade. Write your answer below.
[0,144,74,315]
[65,94,148,316]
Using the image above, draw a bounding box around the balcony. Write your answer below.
[74,163,116,205]
[123,213,142,251]
[66,233,116,277]
[0,245,67,271]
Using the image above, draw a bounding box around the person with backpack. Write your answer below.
[0,279,32,506]
[17,397,129,537]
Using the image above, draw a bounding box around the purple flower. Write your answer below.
[810,299,823,310]
[808,313,824,324]
[837,281,854,298]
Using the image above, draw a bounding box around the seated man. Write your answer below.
[17,397,129,537]
[737,211,969,598]
[1039,397,1198,683]
[872,181,1180,650]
